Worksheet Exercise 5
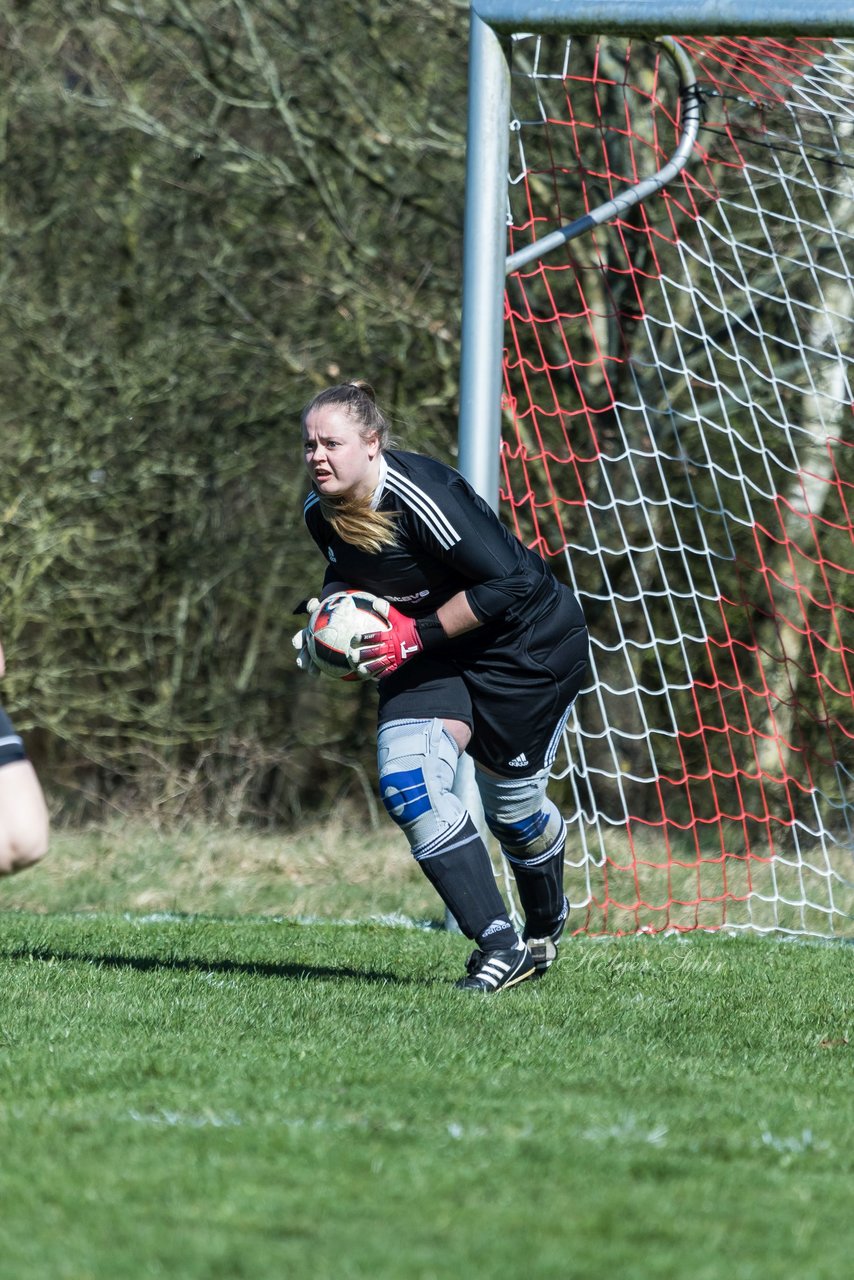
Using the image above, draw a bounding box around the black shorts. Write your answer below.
[0,704,26,767]
[377,585,589,777]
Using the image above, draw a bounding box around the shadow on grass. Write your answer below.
[4,944,409,985]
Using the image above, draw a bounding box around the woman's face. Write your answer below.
[302,404,380,500]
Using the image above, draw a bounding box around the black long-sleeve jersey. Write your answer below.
[303,448,561,650]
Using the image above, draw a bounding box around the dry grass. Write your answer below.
[1,811,441,924]
[4,811,849,941]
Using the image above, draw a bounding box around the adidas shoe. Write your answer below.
[522,896,569,975]
[454,942,536,993]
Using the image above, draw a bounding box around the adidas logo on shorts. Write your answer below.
[508,752,529,768]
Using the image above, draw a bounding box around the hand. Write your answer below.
[291,597,322,677]
[352,600,442,680]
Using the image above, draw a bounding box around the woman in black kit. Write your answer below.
[293,381,588,993]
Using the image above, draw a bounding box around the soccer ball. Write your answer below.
[307,590,391,682]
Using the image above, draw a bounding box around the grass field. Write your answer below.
[1,819,852,1279]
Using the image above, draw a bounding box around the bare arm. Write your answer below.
[435,591,482,639]
[0,639,50,873]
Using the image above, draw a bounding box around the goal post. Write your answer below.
[458,2,854,937]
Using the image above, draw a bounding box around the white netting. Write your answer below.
[500,34,853,936]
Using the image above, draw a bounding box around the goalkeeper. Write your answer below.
[0,640,49,876]
[293,381,588,994]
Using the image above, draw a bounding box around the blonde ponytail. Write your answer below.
[318,493,398,553]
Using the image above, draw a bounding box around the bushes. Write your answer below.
[0,0,468,821]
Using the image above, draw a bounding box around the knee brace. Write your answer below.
[377,718,465,854]
[475,765,565,867]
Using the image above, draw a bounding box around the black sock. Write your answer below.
[415,815,512,941]
[476,917,520,953]
[505,833,566,937]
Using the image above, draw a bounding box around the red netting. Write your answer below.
[502,35,854,935]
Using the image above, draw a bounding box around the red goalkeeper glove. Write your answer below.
[352,599,444,679]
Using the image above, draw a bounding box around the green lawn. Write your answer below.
[1,897,851,1280]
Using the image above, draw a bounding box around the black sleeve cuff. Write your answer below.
[415,613,445,650]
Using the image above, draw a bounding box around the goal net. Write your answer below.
[500,34,854,937]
